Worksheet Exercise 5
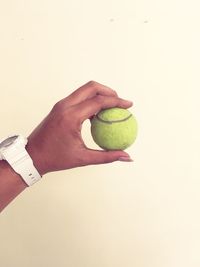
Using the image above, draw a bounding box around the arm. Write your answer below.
[0,137,45,212]
[0,81,133,212]
[0,160,27,211]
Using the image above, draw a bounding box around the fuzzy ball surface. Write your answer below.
[91,107,138,150]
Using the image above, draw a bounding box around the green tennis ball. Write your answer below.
[91,107,138,150]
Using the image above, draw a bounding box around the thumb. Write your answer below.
[84,149,133,165]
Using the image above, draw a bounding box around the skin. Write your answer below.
[0,81,133,212]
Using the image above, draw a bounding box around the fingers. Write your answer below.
[77,95,133,123]
[62,81,118,106]
[83,149,133,165]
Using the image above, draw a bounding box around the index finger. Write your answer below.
[62,81,118,106]
[76,95,133,123]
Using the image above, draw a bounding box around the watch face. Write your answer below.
[0,136,18,149]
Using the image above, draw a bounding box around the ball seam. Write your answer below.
[96,114,133,124]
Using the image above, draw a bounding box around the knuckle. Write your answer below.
[95,95,104,103]
[112,89,118,96]
[87,80,97,87]
[94,95,105,107]
[52,100,64,112]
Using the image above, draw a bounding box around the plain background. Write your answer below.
[0,0,200,266]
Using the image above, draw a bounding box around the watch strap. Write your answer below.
[2,146,41,186]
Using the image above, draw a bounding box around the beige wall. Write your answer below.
[0,0,200,266]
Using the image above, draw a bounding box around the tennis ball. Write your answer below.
[91,107,138,150]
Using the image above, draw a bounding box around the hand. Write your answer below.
[26,81,133,176]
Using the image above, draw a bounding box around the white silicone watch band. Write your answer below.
[2,146,41,186]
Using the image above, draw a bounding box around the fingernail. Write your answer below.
[118,156,133,162]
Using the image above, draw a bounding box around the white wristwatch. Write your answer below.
[0,135,42,186]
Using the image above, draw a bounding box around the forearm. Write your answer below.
[0,142,45,213]
[0,160,27,212]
